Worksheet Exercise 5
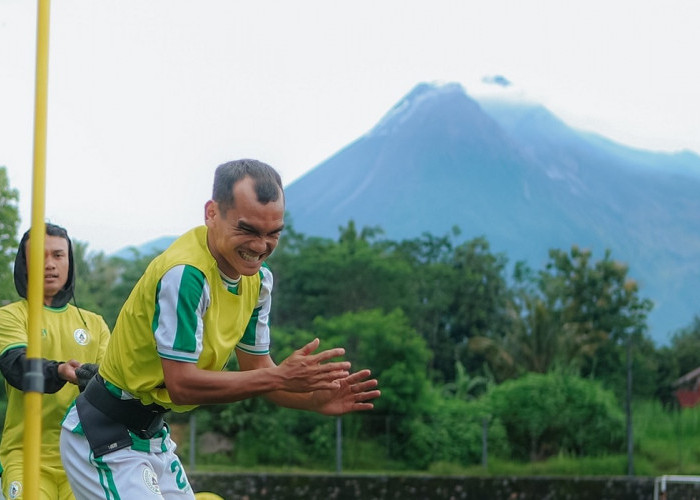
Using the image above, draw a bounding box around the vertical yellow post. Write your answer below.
[24,0,51,498]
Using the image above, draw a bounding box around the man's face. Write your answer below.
[205,176,285,279]
[26,235,70,305]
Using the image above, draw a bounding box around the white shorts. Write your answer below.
[60,407,194,500]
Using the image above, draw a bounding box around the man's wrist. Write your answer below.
[55,361,66,380]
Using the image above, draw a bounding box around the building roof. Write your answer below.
[674,366,700,388]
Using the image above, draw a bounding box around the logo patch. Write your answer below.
[9,481,22,499]
[142,467,161,495]
[73,328,90,345]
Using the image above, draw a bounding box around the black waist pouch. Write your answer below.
[76,374,169,457]
[75,392,132,457]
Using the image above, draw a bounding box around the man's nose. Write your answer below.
[249,237,267,253]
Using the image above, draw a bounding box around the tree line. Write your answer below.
[1,165,700,470]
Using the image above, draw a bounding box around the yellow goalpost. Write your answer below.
[23,0,51,498]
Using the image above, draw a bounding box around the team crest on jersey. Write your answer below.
[142,466,161,495]
[73,328,90,345]
[8,481,22,499]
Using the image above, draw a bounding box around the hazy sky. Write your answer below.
[1,0,698,254]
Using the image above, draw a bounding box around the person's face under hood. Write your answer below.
[31,235,71,305]
[14,231,75,308]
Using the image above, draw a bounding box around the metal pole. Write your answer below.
[335,417,342,474]
[24,1,51,497]
[189,412,196,471]
[482,417,488,469]
[626,333,634,476]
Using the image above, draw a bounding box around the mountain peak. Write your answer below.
[369,82,477,137]
[404,81,465,100]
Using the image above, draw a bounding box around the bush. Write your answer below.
[403,391,509,469]
[487,372,625,460]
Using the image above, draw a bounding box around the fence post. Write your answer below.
[626,334,634,476]
[190,412,197,471]
[482,416,489,469]
[336,417,343,473]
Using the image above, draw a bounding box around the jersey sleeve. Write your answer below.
[236,264,272,355]
[152,264,210,363]
[0,304,28,355]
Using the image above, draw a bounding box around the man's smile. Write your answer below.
[238,249,263,262]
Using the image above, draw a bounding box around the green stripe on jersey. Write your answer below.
[241,306,261,346]
[240,266,268,346]
[152,280,162,335]
[259,265,267,292]
[173,266,205,353]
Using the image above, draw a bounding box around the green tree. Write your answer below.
[0,166,20,302]
[311,308,431,418]
[487,372,625,460]
[390,230,459,381]
[471,246,654,391]
[268,220,415,329]
[72,241,108,314]
[469,292,562,381]
[394,233,512,384]
[444,237,513,384]
[542,247,649,344]
[542,247,653,396]
[448,237,511,341]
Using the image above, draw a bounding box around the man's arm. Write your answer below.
[156,266,377,409]
[160,338,350,405]
[0,347,80,393]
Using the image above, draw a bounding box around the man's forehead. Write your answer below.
[27,235,69,251]
[46,235,69,248]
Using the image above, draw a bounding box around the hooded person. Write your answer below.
[0,223,111,500]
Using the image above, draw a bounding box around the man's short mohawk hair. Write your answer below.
[213,159,283,212]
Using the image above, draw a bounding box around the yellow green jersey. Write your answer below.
[0,301,110,468]
[99,225,271,413]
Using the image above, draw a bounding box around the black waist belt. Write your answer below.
[83,374,169,439]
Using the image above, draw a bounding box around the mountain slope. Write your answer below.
[285,82,700,344]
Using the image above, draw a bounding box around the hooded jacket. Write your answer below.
[13,226,76,308]
[0,225,77,392]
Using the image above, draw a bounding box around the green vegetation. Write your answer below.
[1,168,699,477]
[177,401,700,477]
[0,166,20,303]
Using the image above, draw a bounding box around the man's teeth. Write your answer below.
[239,251,260,262]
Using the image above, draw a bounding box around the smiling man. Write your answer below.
[60,159,380,499]
[0,223,111,499]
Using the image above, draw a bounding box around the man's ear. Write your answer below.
[204,200,217,224]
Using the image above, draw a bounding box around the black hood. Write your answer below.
[13,226,75,308]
